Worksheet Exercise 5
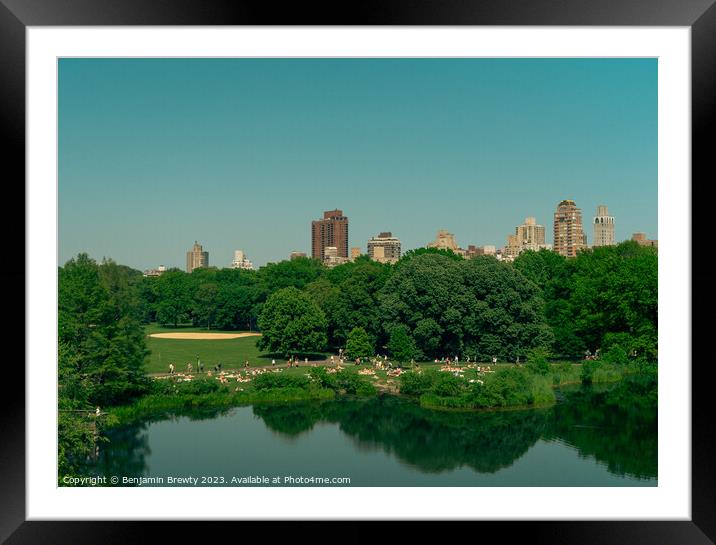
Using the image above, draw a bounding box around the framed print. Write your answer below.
[3,0,715,543]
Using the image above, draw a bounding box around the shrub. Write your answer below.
[529,376,556,405]
[602,344,629,365]
[335,370,376,396]
[430,373,465,397]
[472,367,532,407]
[309,366,338,389]
[581,359,602,384]
[591,363,624,383]
[526,347,551,376]
[252,372,311,391]
[399,370,437,396]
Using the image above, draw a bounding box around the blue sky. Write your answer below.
[58,58,657,270]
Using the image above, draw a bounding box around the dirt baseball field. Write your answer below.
[149,332,262,340]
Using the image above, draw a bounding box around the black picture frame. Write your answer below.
[3,1,714,543]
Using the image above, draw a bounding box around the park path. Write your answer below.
[147,358,343,377]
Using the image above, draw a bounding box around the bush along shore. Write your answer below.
[105,355,654,427]
[105,365,377,428]
[399,357,654,411]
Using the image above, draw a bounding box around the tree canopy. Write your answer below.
[257,287,328,355]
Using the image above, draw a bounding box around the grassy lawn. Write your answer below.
[143,324,332,374]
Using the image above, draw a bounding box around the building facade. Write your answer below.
[290,251,307,260]
[350,247,362,261]
[367,232,401,264]
[553,200,587,257]
[631,232,658,248]
[143,265,167,277]
[186,241,209,273]
[593,205,616,247]
[312,209,349,262]
[504,217,548,260]
[323,246,349,267]
[427,230,466,256]
[465,245,497,258]
[231,250,254,270]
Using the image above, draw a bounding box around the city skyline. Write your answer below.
[59,58,657,270]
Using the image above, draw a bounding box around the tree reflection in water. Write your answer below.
[91,374,657,482]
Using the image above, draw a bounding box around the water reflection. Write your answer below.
[93,374,657,483]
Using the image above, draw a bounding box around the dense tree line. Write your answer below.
[58,254,151,475]
[60,240,658,369]
[134,242,656,362]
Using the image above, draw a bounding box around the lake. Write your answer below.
[87,376,657,486]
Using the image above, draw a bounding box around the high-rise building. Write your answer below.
[312,209,349,262]
[631,232,658,248]
[186,241,209,273]
[323,246,349,267]
[516,217,546,249]
[504,217,549,259]
[428,230,458,251]
[231,250,254,270]
[427,230,467,257]
[593,205,616,247]
[367,232,401,264]
[553,200,587,257]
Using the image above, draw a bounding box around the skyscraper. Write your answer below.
[553,200,587,257]
[367,232,401,264]
[231,250,254,270]
[311,209,349,262]
[593,205,616,247]
[186,241,209,273]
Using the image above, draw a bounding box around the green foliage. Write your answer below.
[309,366,338,389]
[59,254,150,407]
[602,344,629,365]
[379,253,553,361]
[399,247,464,262]
[398,370,438,396]
[581,360,601,384]
[345,327,374,360]
[252,371,312,391]
[526,347,551,376]
[430,373,464,397]
[517,243,657,359]
[257,287,328,355]
[58,254,151,477]
[387,325,419,363]
[335,370,378,396]
[151,377,221,396]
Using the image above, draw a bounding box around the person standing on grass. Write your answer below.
[198,361,204,373]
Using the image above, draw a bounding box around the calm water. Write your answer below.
[88,376,657,486]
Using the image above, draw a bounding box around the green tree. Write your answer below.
[379,253,467,357]
[193,282,219,329]
[387,325,418,363]
[345,327,374,360]
[257,287,328,355]
[526,347,551,376]
[379,253,552,361]
[59,254,150,406]
[154,270,193,327]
